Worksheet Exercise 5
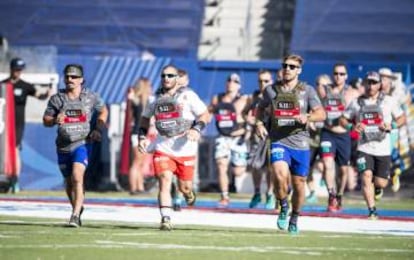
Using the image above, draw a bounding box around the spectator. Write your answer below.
[127,77,154,195]
[43,64,108,227]
[1,57,51,193]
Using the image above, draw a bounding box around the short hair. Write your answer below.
[258,69,272,76]
[177,69,188,77]
[333,62,347,73]
[161,64,178,73]
[283,54,304,67]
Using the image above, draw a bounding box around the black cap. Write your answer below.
[10,58,26,70]
[64,64,83,77]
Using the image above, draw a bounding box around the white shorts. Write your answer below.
[214,135,248,166]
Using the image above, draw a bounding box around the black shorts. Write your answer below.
[320,130,351,166]
[356,151,391,179]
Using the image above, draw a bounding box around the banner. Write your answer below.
[119,99,132,175]
[0,82,17,178]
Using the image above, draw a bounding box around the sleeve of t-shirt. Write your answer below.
[25,81,36,97]
[257,86,272,109]
[90,92,105,112]
[142,97,155,119]
[343,99,358,120]
[307,85,322,109]
[43,95,60,117]
[187,90,207,116]
[389,97,404,119]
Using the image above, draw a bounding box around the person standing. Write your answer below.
[138,65,209,230]
[208,73,250,207]
[127,77,154,195]
[246,69,275,209]
[317,63,351,212]
[344,71,405,219]
[43,64,108,227]
[1,57,51,193]
[255,54,326,234]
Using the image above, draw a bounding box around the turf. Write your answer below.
[0,216,413,260]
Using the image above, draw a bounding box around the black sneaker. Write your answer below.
[184,191,196,206]
[68,215,81,228]
[160,216,172,231]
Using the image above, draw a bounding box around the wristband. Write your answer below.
[138,127,148,136]
[191,121,206,133]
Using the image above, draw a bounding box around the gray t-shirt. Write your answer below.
[43,88,105,152]
[259,82,322,150]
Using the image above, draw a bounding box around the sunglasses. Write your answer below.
[367,80,380,85]
[227,79,240,84]
[259,79,270,83]
[65,75,82,79]
[282,63,299,70]
[334,72,347,76]
[161,73,177,79]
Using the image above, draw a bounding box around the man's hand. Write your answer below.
[55,113,65,125]
[89,130,102,142]
[255,123,268,140]
[354,123,366,133]
[295,114,308,125]
[187,128,201,142]
[379,122,391,132]
[138,138,150,153]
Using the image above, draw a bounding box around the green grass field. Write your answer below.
[1,191,414,259]
[0,216,413,260]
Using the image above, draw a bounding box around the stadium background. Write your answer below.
[1,0,414,192]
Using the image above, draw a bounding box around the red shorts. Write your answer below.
[153,151,195,181]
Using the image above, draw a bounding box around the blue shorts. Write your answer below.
[270,143,310,177]
[57,144,91,178]
[320,130,351,166]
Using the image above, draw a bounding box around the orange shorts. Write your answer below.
[153,151,196,181]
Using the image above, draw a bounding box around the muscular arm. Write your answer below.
[206,95,218,123]
[95,105,109,131]
[308,105,326,122]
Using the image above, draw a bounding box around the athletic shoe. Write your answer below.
[68,215,81,228]
[184,191,196,206]
[305,192,317,204]
[265,194,276,210]
[173,197,182,211]
[249,193,261,208]
[160,216,172,231]
[391,168,401,192]
[374,188,383,201]
[327,196,338,212]
[277,207,289,230]
[288,222,299,235]
[368,210,378,220]
[218,197,229,208]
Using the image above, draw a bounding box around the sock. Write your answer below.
[279,198,288,210]
[290,211,299,225]
[254,187,260,194]
[160,206,172,218]
[368,206,377,213]
[221,192,229,199]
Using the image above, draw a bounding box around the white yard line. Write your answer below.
[1,201,414,236]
